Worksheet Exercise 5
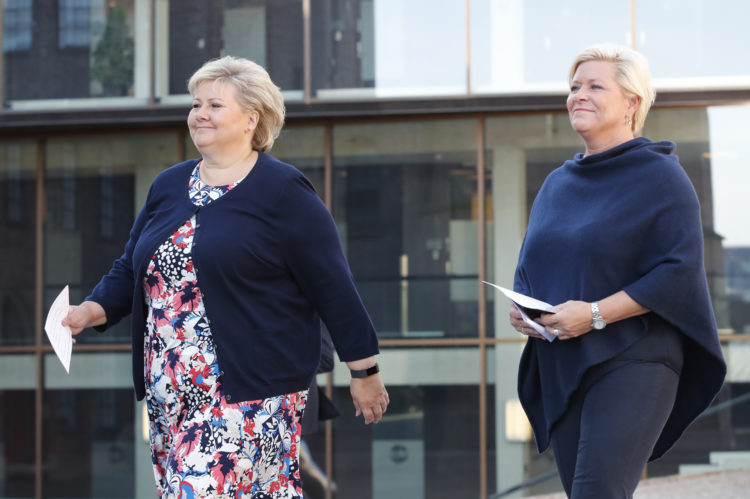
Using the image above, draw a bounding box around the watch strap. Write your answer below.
[591,302,606,329]
[350,363,379,379]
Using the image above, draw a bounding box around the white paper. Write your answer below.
[482,281,557,342]
[44,285,73,373]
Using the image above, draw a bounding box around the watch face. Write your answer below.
[593,319,606,330]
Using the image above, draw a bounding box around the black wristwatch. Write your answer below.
[350,363,379,379]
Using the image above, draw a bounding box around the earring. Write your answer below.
[627,118,633,126]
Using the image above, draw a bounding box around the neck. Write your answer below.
[199,149,258,185]
[582,131,635,157]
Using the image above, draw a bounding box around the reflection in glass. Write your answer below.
[44,134,178,344]
[333,121,478,338]
[484,112,580,342]
[0,141,37,346]
[331,383,482,499]
[2,0,32,52]
[3,0,136,105]
[43,388,135,497]
[185,125,325,194]
[312,0,466,98]
[273,126,326,196]
[0,390,35,498]
[165,0,304,99]
[470,0,628,93]
[706,106,750,334]
[637,0,750,83]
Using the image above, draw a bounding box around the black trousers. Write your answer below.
[550,320,683,499]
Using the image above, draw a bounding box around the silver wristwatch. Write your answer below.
[590,302,606,330]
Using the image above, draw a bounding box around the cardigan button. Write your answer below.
[226,394,232,402]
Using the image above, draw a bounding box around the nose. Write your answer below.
[194,104,209,120]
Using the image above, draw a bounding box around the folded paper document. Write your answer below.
[482,281,557,342]
[44,285,73,372]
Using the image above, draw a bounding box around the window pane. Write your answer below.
[44,134,178,344]
[42,387,135,497]
[0,141,37,346]
[641,107,750,476]
[331,347,484,498]
[484,113,580,339]
[312,0,466,98]
[640,107,750,339]
[186,125,325,194]
[333,120,478,338]
[470,0,629,93]
[487,344,562,496]
[164,0,304,100]
[0,354,36,498]
[705,106,750,335]
[2,0,33,52]
[3,0,138,107]
[0,389,35,498]
[273,126,326,197]
[636,0,750,85]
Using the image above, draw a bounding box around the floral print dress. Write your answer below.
[142,162,307,498]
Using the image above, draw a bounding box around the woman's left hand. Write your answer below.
[537,300,593,340]
[350,373,390,424]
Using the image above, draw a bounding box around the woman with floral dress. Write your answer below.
[63,56,389,498]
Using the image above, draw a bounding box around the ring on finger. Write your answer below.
[553,328,560,336]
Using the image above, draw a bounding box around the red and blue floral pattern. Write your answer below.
[142,162,306,498]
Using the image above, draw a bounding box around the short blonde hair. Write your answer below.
[569,44,655,134]
[188,56,285,151]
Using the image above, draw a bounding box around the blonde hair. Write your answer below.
[569,44,655,134]
[188,56,285,151]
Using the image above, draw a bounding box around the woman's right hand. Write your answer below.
[62,301,106,338]
[509,306,546,339]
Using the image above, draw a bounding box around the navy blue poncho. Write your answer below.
[514,137,726,460]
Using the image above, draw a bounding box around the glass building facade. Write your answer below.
[2,1,750,498]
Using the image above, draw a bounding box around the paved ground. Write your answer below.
[527,469,750,498]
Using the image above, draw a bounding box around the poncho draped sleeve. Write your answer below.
[514,137,726,459]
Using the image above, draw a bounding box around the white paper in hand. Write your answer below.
[44,285,73,373]
[482,281,557,342]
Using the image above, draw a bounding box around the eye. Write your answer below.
[570,85,580,92]
[591,84,602,90]
[191,103,200,109]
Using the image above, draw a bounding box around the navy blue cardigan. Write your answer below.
[515,138,726,460]
[87,152,379,402]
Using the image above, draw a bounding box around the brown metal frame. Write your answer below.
[0,5,4,107]
[302,0,312,104]
[465,0,472,96]
[34,139,44,498]
[323,124,334,499]
[630,0,637,49]
[476,117,487,499]
[148,0,155,107]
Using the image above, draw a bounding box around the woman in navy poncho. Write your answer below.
[509,44,726,498]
